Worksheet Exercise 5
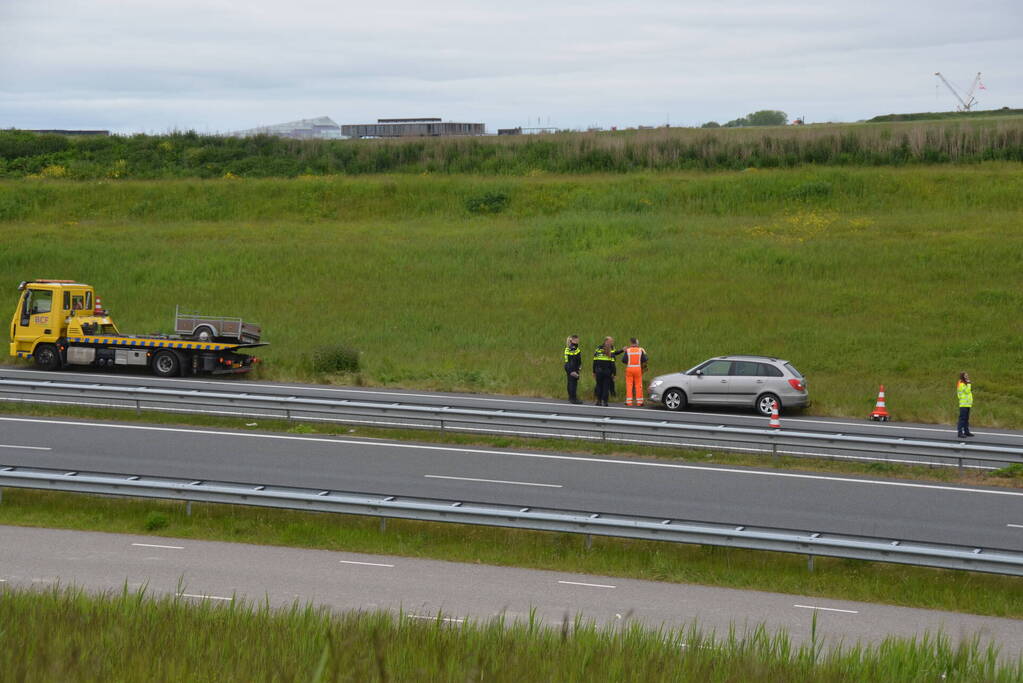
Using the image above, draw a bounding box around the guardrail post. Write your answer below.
[135,399,141,416]
[379,518,387,533]
[807,555,814,572]
[772,443,778,458]
[440,419,445,433]
[286,408,291,421]
[0,487,3,504]
[185,501,192,517]
[585,534,593,550]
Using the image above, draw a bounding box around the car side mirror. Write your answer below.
[694,370,703,376]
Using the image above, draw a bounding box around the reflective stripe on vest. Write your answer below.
[957,381,973,408]
[625,346,645,368]
[593,347,614,362]
[564,346,580,363]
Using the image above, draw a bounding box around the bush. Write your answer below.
[144,512,168,531]
[993,463,1023,479]
[465,191,510,215]
[310,344,360,374]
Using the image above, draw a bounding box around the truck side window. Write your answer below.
[64,292,71,310]
[86,292,93,311]
[71,295,85,310]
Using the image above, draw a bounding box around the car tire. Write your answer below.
[757,393,780,416]
[663,388,687,412]
[33,344,60,371]
[152,350,181,377]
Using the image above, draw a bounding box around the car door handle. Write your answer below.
[720,379,727,383]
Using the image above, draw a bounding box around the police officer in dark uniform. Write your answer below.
[592,336,618,407]
[563,335,583,404]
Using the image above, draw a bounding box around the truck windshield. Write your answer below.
[25,289,52,315]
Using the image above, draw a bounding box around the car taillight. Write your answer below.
[788,379,805,392]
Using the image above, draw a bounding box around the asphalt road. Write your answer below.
[3,526,1020,659]
[2,367,1021,471]
[2,413,1022,550]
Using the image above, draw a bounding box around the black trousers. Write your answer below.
[957,407,971,435]
[594,373,614,404]
[566,372,579,401]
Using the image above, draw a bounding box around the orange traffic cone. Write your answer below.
[94,297,103,315]
[869,384,889,422]
[769,400,781,429]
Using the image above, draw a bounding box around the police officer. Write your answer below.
[956,372,975,438]
[563,335,583,404]
[592,337,618,407]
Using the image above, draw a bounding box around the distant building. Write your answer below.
[342,118,485,138]
[497,127,522,135]
[228,116,343,139]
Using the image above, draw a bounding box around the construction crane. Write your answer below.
[934,72,984,112]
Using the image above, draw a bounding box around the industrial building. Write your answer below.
[227,116,343,139]
[342,118,485,138]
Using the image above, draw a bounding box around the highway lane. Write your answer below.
[2,414,1022,550]
[6,366,1023,445]
[2,526,1020,659]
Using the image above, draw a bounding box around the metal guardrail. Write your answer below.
[1,377,1021,469]
[1,464,1020,576]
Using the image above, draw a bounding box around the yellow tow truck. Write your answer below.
[9,280,263,377]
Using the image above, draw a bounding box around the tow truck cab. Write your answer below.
[9,280,108,362]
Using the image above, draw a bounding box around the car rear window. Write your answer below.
[784,362,804,378]
[759,363,784,377]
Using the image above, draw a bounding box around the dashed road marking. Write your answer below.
[0,443,51,451]
[340,560,395,567]
[425,474,562,488]
[131,543,184,550]
[407,614,465,623]
[1007,523,1023,529]
[177,593,233,602]
[793,604,859,614]
[558,580,616,589]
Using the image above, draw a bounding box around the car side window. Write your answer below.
[759,363,784,377]
[700,360,732,376]
[732,361,760,376]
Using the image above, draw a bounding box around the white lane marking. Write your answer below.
[558,580,616,589]
[2,416,1020,498]
[407,614,465,623]
[176,593,233,601]
[339,560,395,567]
[131,543,184,550]
[1007,524,1023,529]
[0,443,51,451]
[793,604,859,614]
[8,367,1016,439]
[424,474,562,488]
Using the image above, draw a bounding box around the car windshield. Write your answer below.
[784,362,804,378]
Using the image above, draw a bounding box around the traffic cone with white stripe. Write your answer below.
[769,400,781,429]
[869,384,890,422]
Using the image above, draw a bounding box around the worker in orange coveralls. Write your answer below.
[620,338,648,406]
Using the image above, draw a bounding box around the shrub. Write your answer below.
[144,512,169,531]
[310,344,360,373]
[465,191,510,215]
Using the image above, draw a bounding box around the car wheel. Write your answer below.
[193,326,216,342]
[33,344,60,371]
[663,388,687,412]
[757,393,780,416]
[152,350,180,377]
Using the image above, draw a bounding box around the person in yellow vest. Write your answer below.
[620,337,648,406]
[592,337,619,407]
[563,335,583,404]
[956,372,974,438]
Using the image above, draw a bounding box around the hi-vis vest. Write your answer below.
[957,381,973,408]
[625,346,646,368]
[564,346,581,363]
[593,347,615,362]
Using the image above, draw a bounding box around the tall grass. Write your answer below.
[2,117,1022,179]
[2,585,1019,681]
[3,166,1023,425]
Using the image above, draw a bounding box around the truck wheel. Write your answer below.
[33,344,61,371]
[193,326,216,342]
[152,350,181,377]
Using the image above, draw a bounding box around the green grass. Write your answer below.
[1,487,1020,619]
[4,165,1023,426]
[3,585,1020,681]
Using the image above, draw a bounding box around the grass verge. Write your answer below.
[3,585,1021,682]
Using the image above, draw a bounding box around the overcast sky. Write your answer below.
[1,1,1020,134]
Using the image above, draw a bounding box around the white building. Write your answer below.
[227,116,344,139]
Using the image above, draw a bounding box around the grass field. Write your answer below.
[4,585,1021,681]
[3,164,1023,425]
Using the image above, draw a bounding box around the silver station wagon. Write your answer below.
[647,355,809,416]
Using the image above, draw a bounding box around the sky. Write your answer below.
[1,0,1020,134]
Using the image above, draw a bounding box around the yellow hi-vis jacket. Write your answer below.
[957,381,973,408]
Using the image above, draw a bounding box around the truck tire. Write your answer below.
[193,326,216,342]
[152,350,181,377]
[33,344,61,371]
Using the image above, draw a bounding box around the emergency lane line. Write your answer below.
[131,543,184,550]
[424,474,562,488]
[10,367,1020,440]
[4,415,1021,500]
[0,443,51,451]
[558,580,616,589]
[406,614,465,623]
[1008,524,1023,529]
[176,593,233,602]
[339,560,395,567]
[793,605,860,614]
